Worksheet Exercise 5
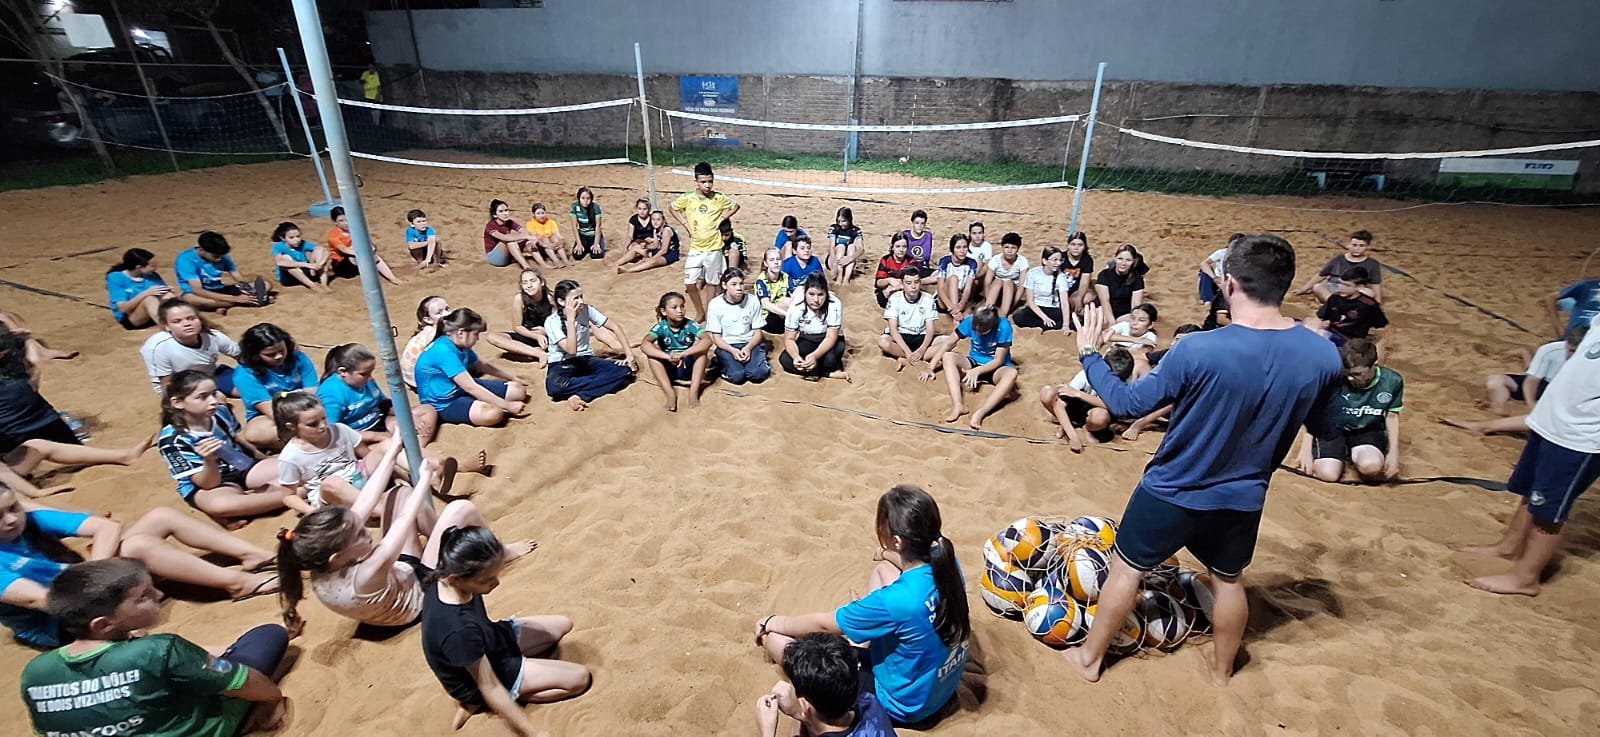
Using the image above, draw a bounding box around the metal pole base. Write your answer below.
[308,200,342,218]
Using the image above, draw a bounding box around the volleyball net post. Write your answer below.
[276,47,338,217]
[288,0,425,480]
[1068,62,1106,236]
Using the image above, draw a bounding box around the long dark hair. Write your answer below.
[798,272,832,323]
[433,308,488,342]
[575,186,597,220]
[322,343,375,381]
[271,221,300,244]
[1114,244,1149,276]
[877,485,969,647]
[0,327,30,381]
[238,323,298,380]
[553,279,583,338]
[108,247,155,275]
[488,199,509,221]
[160,369,218,433]
[277,509,359,631]
[426,526,504,586]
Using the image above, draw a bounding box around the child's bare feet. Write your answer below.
[943,404,967,423]
[567,396,589,412]
[433,457,460,499]
[664,394,679,412]
[504,539,539,562]
[1122,425,1143,441]
[687,393,701,409]
[1448,542,1517,559]
[1466,573,1539,596]
[829,370,852,383]
[1440,417,1487,434]
[1061,647,1101,683]
[451,705,474,731]
[894,357,907,372]
[248,697,290,732]
[460,450,489,475]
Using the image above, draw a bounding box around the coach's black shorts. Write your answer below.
[1114,485,1262,579]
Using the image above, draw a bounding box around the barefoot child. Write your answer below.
[568,187,606,261]
[156,370,286,522]
[707,269,774,386]
[405,209,446,269]
[272,392,380,513]
[175,232,268,312]
[402,296,451,389]
[277,455,529,631]
[878,268,940,372]
[614,210,680,274]
[269,221,330,292]
[105,248,173,329]
[545,280,638,410]
[827,207,864,283]
[672,162,740,322]
[1444,326,1587,436]
[0,489,279,648]
[140,299,240,395]
[233,323,319,449]
[481,269,555,365]
[642,292,713,411]
[415,309,530,427]
[754,248,796,336]
[920,307,1018,430]
[326,206,405,286]
[483,200,534,269]
[756,486,969,727]
[1039,347,1134,452]
[318,342,440,442]
[21,560,291,735]
[936,235,980,323]
[983,232,1029,315]
[754,633,897,737]
[1295,338,1403,483]
[1013,247,1073,332]
[422,526,591,736]
[781,274,849,381]
[874,233,918,309]
[526,204,570,270]
[1063,232,1095,314]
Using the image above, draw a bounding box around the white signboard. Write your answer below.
[1437,158,1579,175]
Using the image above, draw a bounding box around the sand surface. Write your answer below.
[1,160,1597,736]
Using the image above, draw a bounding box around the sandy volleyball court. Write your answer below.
[0,159,1596,736]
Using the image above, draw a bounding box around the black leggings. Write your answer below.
[780,335,847,377]
[1012,305,1064,330]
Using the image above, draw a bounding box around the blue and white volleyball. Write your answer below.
[1065,542,1112,602]
[1136,588,1191,650]
[1024,593,1087,647]
[1085,602,1146,655]
[1066,515,1118,551]
[1175,570,1215,632]
[979,558,1034,617]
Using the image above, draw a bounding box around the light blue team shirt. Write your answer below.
[318,373,386,431]
[0,509,90,648]
[271,240,318,282]
[233,350,319,419]
[406,226,437,247]
[173,248,237,294]
[836,565,967,724]
[105,270,168,322]
[415,336,478,409]
[1559,279,1600,335]
[956,315,1016,366]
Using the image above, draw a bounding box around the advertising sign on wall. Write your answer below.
[679,75,740,148]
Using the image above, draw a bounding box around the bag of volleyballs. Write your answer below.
[979,537,1033,617]
[1084,602,1146,655]
[1136,588,1191,651]
[1174,569,1215,633]
[1064,515,1117,551]
[994,517,1062,572]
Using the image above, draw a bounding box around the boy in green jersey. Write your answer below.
[1296,338,1403,482]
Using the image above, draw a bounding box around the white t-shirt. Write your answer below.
[141,329,241,394]
[884,292,938,336]
[277,423,365,508]
[1526,341,1569,382]
[785,295,844,337]
[1205,248,1228,279]
[1109,321,1157,349]
[988,253,1030,281]
[1068,370,1097,397]
[1022,267,1072,308]
[937,256,979,289]
[543,306,608,363]
[705,293,764,345]
[1527,314,1600,453]
[968,240,994,264]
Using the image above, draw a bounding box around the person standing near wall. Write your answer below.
[361,64,382,126]
[1062,234,1342,686]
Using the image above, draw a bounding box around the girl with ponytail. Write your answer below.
[275,450,531,635]
[105,248,171,329]
[754,485,970,726]
[420,526,589,735]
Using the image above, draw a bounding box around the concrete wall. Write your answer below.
[369,0,1600,91]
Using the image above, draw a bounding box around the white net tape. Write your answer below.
[659,106,1081,132]
[352,152,631,170]
[1110,122,1600,160]
[334,96,635,116]
[668,168,1074,195]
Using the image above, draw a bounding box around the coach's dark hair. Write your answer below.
[1104,347,1136,381]
[239,323,298,378]
[693,161,714,178]
[434,307,488,341]
[271,221,300,243]
[488,199,510,220]
[1222,234,1296,307]
[196,231,231,256]
[48,559,149,640]
[428,526,505,585]
[1339,338,1379,369]
[109,247,155,274]
[782,633,861,722]
[876,485,969,647]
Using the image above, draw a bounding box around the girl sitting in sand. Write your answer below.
[1012,247,1074,333]
[317,342,439,443]
[755,485,970,727]
[568,187,606,261]
[483,200,534,269]
[0,487,281,648]
[526,203,571,270]
[415,309,529,427]
[0,327,153,498]
[233,323,319,449]
[401,296,451,389]
[826,207,863,283]
[421,525,589,735]
[983,232,1029,316]
[612,210,680,275]
[545,280,638,411]
[276,453,533,634]
[105,248,173,329]
[139,299,241,396]
[780,274,849,382]
[272,392,383,514]
[641,291,714,412]
[269,221,330,292]
[481,269,555,367]
[753,247,796,336]
[155,369,286,522]
[874,233,918,308]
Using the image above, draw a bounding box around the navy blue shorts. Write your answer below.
[1507,431,1600,524]
[1114,486,1262,579]
[437,379,511,425]
[1506,373,1548,403]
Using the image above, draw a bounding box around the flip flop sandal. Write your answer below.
[231,574,279,602]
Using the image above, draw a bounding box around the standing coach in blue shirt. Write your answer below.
[1064,234,1343,686]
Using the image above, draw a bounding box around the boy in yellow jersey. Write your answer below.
[671,162,740,321]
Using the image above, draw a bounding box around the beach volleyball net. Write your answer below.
[651,103,1089,195]
[324,93,638,175]
[53,76,301,158]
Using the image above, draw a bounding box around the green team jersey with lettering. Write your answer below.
[21,635,251,737]
[1331,367,1404,434]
